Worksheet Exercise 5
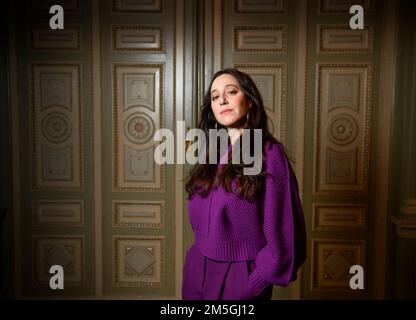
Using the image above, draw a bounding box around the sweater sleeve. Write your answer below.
[248,142,307,297]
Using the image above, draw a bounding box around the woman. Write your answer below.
[182,68,306,300]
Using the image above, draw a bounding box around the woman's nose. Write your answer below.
[219,94,228,105]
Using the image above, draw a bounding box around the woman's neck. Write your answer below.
[227,127,243,145]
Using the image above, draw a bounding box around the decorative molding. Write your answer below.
[391,199,416,232]
[124,74,155,112]
[203,0,223,85]
[41,144,73,181]
[112,25,164,52]
[372,0,396,298]
[92,0,103,297]
[112,63,165,192]
[391,214,416,229]
[214,0,223,72]
[30,63,83,190]
[233,25,287,54]
[313,203,367,231]
[124,112,155,144]
[391,215,416,239]
[112,0,163,13]
[33,235,84,286]
[113,236,165,287]
[233,63,287,144]
[311,239,366,291]
[175,0,185,299]
[318,24,374,53]
[113,201,165,228]
[233,0,288,14]
[41,112,73,143]
[124,146,155,182]
[318,0,374,14]
[314,63,372,195]
[31,0,80,13]
[401,199,416,216]
[32,200,84,226]
[39,72,73,111]
[31,25,81,51]
[291,0,307,300]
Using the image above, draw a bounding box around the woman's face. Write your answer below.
[210,74,250,128]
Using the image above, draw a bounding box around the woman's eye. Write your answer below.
[228,90,237,95]
[212,96,218,101]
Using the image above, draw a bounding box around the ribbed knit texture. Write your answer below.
[187,141,307,297]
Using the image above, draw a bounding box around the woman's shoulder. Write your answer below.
[263,139,286,159]
[262,139,290,174]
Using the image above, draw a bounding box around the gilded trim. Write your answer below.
[112,0,163,13]
[233,0,288,15]
[317,24,374,53]
[30,24,81,51]
[111,24,164,53]
[112,236,165,287]
[233,25,287,54]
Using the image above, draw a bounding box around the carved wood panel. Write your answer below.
[31,63,83,190]
[112,63,164,192]
[315,64,372,194]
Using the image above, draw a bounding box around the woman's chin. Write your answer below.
[217,120,234,127]
[219,117,246,129]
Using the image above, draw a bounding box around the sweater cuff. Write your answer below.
[248,269,270,297]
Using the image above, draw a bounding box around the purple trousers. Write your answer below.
[182,245,273,300]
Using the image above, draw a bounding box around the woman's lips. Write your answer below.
[220,109,232,115]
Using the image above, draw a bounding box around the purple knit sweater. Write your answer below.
[187,140,307,297]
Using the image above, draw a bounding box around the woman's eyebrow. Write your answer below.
[211,84,238,94]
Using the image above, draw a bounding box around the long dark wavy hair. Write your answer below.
[185,68,278,201]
